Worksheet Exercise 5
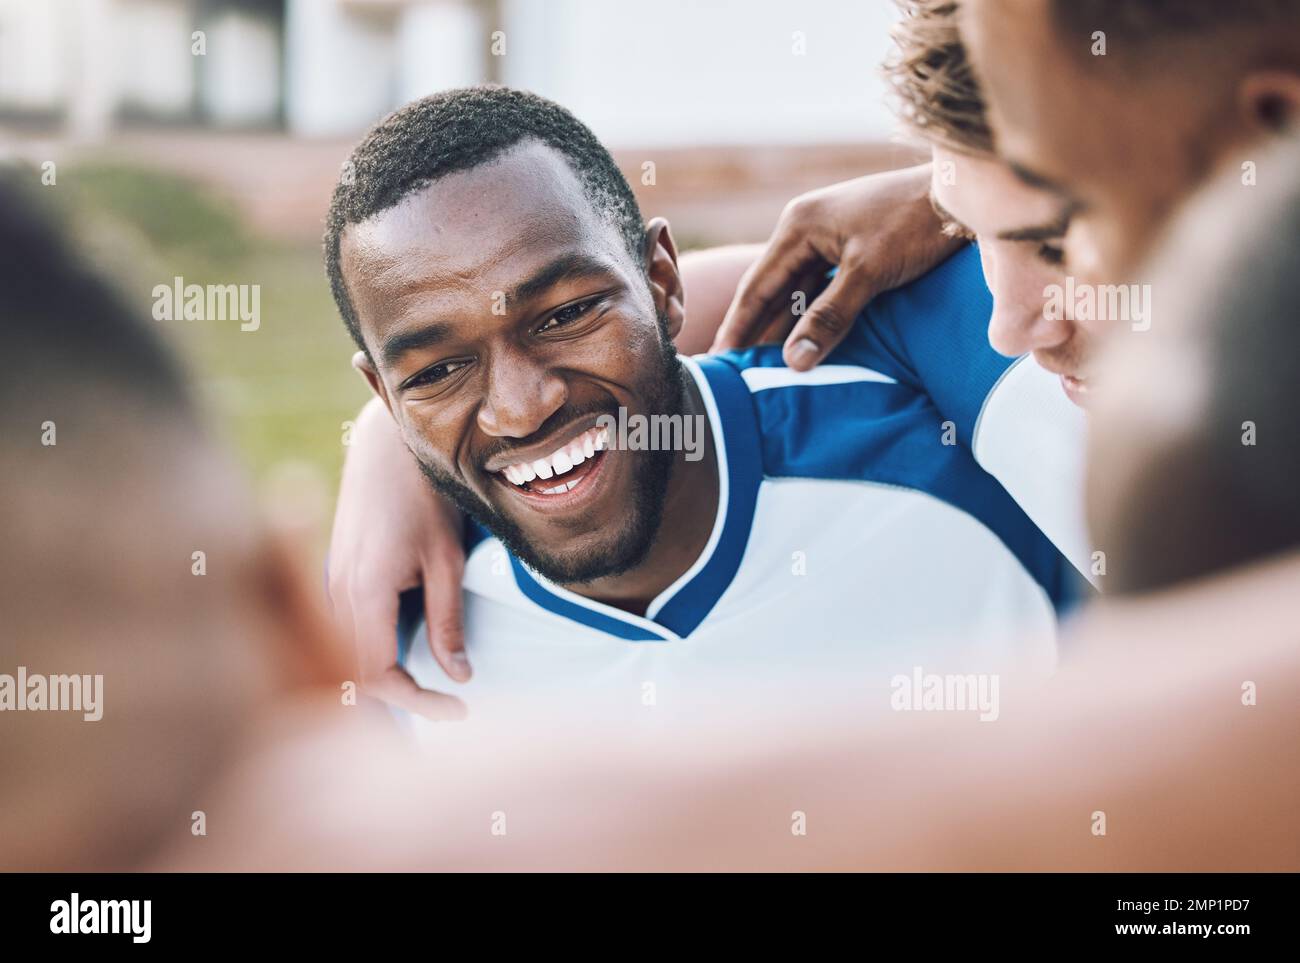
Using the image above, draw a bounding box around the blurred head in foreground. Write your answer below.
[1087,137,1300,593]
[0,177,343,870]
[960,0,1300,407]
[963,0,1300,278]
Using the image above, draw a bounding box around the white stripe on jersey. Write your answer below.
[741,364,896,393]
[973,357,1094,584]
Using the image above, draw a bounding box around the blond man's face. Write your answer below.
[929,144,1096,405]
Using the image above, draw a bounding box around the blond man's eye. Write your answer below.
[1037,243,1066,266]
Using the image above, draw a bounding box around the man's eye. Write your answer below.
[405,359,470,389]
[1036,243,1066,266]
[537,298,598,333]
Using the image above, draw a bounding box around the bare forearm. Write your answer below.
[674,244,765,355]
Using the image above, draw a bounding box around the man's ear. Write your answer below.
[643,217,686,341]
[353,350,394,416]
[1239,70,1300,133]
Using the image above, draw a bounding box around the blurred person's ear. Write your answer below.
[1239,70,1300,133]
[353,350,393,416]
[644,217,685,340]
[246,525,353,691]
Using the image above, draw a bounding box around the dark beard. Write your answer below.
[412,329,687,586]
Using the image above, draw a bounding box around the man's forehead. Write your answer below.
[932,148,1066,235]
[962,0,1095,187]
[962,0,1055,80]
[345,143,609,268]
[340,142,629,324]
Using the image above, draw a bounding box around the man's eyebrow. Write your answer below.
[996,207,1073,242]
[380,321,453,368]
[931,188,1072,244]
[378,252,619,367]
[507,251,620,306]
[1007,159,1074,200]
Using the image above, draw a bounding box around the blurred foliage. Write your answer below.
[61,164,250,261]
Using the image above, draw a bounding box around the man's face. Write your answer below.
[929,144,1095,404]
[961,0,1219,342]
[340,141,684,585]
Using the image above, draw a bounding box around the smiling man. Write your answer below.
[324,87,1081,708]
[327,95,716,612]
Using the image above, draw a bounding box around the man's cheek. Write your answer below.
[405,423,466,485]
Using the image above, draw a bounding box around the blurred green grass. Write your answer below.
[57,164,370,511]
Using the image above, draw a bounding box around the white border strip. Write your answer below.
[740,364,896,392]
[645,355,730,621]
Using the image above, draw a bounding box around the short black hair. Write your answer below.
[324,85,646,352]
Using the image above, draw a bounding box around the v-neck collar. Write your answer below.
[506,355,763,641]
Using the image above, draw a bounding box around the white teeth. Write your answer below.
[499,426,608,488]
[501,461,536,488]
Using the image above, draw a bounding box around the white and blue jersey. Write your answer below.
[849,245,1091,578]
[400,246,1091,714]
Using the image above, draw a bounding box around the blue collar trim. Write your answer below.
[506,355,762,641]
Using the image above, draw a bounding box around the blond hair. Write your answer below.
[883,0,994,154]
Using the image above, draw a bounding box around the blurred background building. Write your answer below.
[1,0,921,239]
[0,0,920,549]
[1,0,904,140]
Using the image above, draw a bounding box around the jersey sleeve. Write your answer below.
[835,243,1095,582]
[830,243,1007,449]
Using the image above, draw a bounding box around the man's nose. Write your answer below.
[477,349,567,439]
[987,295,1073,358]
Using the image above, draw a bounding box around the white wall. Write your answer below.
[286,0,488,135]
[0,0,66,110]
[396,0,485,105]
[283,0,900,143]
[114,0,195,117]
[0,0,902,141]
[499,0,901,146]
[201,9,281,125]
[285,0,398,136]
